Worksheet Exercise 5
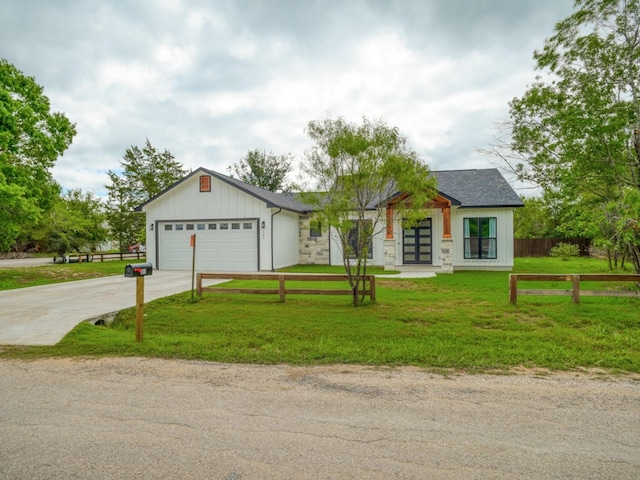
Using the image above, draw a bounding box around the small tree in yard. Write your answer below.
[302,116,437,306]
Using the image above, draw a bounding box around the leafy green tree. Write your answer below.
[514,196,560,239]
[489,0,640,272]
[228,149,297,192]
[105,139,186,250]
[0,59,76,251]
[27,189,107,255]
[302,116,437,305]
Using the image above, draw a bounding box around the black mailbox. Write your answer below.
[124,262,153,277]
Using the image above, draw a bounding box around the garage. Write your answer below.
[158,219,259,272]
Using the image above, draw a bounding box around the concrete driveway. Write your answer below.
[0,271,223,346]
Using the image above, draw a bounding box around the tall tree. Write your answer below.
[488,0,640,272]
[105,139,186,250]
[228,149,297,192]
[27,189,108,255]
[0,59,75,251]
[302,116,437,306]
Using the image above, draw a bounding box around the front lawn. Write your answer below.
[3,257,638,373]
[0,260,144,290]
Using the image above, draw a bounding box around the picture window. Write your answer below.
[464,217,497,259]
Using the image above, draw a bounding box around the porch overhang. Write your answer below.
[385,194,452,239]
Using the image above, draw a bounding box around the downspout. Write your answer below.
[270,208,282,272]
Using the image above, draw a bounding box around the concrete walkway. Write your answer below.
[0,271,223,346]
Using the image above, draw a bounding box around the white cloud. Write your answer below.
[0,0,576,197]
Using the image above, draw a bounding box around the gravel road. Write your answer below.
[0,358,638,479]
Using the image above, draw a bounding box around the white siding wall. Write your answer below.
[271,209,300,269]
[329,210,386,266]
[143,173,271,269]
[451,207,515,270]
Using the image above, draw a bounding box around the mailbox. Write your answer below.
[124,262,153,277]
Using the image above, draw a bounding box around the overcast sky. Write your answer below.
[1,0,575,196]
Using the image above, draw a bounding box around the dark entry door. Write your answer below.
[403,218,432,264]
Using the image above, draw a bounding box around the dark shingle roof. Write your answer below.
[202,168,309,213]
[433,169,523,208]
[138,167,522,212]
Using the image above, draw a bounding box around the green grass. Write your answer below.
[2,256,638,374]
[0,260,142,290]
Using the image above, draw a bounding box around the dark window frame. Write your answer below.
[346,219,373,260]
[463,217,497,260]
[310,220,322,238]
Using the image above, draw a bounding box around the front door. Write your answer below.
[403,218,432,264]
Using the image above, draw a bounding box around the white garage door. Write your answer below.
[158,220,258,271]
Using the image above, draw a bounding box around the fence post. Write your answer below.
[572,275,581,304]
[369,275,376,303]
[509,274,518,304]
[196,273,203,297]
[278,275,286,302]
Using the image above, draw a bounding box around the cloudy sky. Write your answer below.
[1,0,575,196]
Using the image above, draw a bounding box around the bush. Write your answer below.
[549,242,581,260]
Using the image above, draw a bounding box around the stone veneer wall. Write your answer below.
[440,238,454,273]
[298,216,330,264]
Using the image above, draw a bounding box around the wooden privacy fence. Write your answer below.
[197,272,376,302]
[509,274,640,304]
[514,238,591,257]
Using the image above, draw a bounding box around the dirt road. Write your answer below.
[0,358,638,479]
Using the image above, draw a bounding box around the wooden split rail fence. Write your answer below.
[509,274,640,304]
[197,272,376,302]
[52,251,146,264]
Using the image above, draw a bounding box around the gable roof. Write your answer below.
[137,167,522,212]
[136,167,309,213]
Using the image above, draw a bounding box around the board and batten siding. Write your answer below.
[271,209,300,270]
[450,207,515,270]
[143,174,271,270]
[328,210,387,267]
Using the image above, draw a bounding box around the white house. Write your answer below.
[137,167,523,273]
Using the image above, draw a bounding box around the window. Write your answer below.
[186,224,194,230]
[243,223,253,230]
[175,224,184,231]
[231,223,240,230]
[220,223,229,230]
[208,224,217,230]
[197,224,205,230]
[346,220,373,260]
[164,224,173,231]
[464,218,497,259]
[310,220,322,237]
[199,175,211,192]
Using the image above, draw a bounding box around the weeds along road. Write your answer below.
[0,357,639,480]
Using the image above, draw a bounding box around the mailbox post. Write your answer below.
[124,263,153,342]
